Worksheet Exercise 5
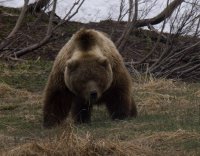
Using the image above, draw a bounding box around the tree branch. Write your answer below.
[10,0,57,58]
[8,0,29,38]
[0,0,29,51]
[135,0,184,27]
[116,0,138,51]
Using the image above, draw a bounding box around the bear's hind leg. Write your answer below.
[72,98,92,124]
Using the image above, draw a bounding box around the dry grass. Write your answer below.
[0,83,41,112]
[0,83,39,99]
[3,127,155,156]
[0,61,199,156]
[2,128,199,156]
[134,78,198,114]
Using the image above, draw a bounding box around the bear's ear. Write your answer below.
[66,60,79,71]
[98,57,109,68]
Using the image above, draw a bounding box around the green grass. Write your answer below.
[0,60,200,155]
[0,60,52,91]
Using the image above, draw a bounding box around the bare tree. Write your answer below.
[8,0,29,38]
[124,0,200,81]
[10,0,57,58]
[117,0,129,22]
[27,0,51,13]
[116,0,138,51]
[0,0,86,58]
[116,0,184,51]
[0,0,29,51]
[135,0,184,27]
[12,0,86,58]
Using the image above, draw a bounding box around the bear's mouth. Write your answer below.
[89,90,98,104]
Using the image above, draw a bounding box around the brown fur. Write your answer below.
[43,29,137,128]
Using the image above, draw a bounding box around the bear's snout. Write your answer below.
[83,81,100,102]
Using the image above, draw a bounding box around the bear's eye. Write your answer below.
[98,58,109,68]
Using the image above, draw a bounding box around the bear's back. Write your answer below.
[55,29,124,71]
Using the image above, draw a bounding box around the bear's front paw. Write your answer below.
[111,111,129,120]
[43,115,60,129]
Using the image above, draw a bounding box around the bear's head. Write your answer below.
[64,56,113,103]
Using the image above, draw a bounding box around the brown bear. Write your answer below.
[43,28,137,128]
